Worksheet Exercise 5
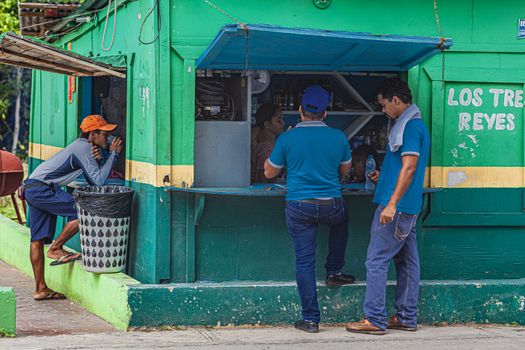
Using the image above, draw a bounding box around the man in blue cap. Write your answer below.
[264,85,355,333]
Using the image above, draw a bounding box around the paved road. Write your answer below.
[2,259,525,349]
[2,325,525,349]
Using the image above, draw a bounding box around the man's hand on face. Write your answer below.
[380,203,396,225]
[110,137,123,154]
[368,170,380,184]
[91,144,102,161]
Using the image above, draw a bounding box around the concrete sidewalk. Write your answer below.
[0,260,114,336]
[2,325,525,349]
[2,258,525,349]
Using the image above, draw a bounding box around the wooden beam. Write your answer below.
[5,33,126,78]
[0,57,79,76]
[0,47,94,76]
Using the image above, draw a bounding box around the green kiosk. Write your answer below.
[0,0,524,329]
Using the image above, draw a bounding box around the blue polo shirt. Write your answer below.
[373,119,430,215]
[268,121,351,201]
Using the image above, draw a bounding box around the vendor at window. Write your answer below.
[351,144,379,182]
[251,104,285,183]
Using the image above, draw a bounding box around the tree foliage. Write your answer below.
[0,0,19,34]
[0,0,30,157]
[0,0,19,126]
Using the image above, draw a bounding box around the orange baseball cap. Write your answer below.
[80,115,117,133]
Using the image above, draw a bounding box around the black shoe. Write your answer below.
[326,272,355,287]
[294,320,319,333]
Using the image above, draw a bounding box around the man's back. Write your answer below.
[269,121,351,201]
[29,138,116,186]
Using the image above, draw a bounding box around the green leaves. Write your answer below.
[0,0,19,34]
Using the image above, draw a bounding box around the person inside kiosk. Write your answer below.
[250,103,285,183]
[351,144,379,183]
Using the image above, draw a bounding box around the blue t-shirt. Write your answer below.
[373,119,430,215]
[268,121,351,201]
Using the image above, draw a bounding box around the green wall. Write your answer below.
[0,287,16,337]
[27,0,525,284]
[165,0,525,284]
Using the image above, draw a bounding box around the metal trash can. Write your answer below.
[73,185,134,273]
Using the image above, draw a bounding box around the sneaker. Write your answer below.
[345,319,385,335]
[294,320,319,333]
[387,315,418,331]
[325,272,355,287]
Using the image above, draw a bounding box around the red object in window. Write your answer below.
[43,9,59,18]
[68,76,76,103]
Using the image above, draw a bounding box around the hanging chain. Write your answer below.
[204,0,249,69]
[433,0,446,88]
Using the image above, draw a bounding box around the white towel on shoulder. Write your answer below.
[388,104,421,152]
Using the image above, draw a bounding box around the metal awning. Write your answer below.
[0,32,126,78]
[197,24,453,71]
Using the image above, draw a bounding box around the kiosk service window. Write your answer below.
[194,69,394,187]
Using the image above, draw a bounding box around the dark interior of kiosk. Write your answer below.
[194,70,398,188]
[77,76,127,183]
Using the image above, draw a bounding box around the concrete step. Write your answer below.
[127,279,525,327]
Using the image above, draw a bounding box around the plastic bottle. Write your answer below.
[365,155,376,191]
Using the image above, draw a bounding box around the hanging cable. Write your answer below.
[101,0,118,51]
[138,0,161,45]
[433,0,446,89]
[203,0,249,69]
[19,8,102,32]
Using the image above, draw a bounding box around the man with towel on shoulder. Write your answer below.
[346,78,430,335]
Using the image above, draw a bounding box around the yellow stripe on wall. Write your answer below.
[29,142,63,161]
[125,160,194,188]
[29,143,525,189]
[430,167,525,188]
[30,143,194,187]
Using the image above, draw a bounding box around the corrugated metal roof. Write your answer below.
[21,1,84,4]
[45,0,123,40]
[18,1,83,37]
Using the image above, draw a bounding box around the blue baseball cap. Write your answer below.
[301,85,330,113]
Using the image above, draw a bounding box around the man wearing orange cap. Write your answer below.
[23,115,122,301]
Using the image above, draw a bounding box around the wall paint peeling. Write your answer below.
[448,171,469,187]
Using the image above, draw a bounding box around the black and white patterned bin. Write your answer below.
[73,186,134,273]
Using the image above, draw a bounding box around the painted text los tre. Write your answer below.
[448,88,524,131]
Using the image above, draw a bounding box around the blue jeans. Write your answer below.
[363,205,420,330]
[285,198,349,323]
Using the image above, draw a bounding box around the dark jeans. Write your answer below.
[363,205,420,330]
[285,198,349,323]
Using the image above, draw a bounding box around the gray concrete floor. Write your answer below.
[2,325,525,349]
[0,260,114,337]
[2,259,525,349]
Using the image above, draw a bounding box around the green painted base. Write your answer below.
[0,287,16,337]
[128,279,525,327]
[3,213,525,329]
[0,215,138,330]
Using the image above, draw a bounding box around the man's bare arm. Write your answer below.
[339,161,351,177]
[264,159,281,179]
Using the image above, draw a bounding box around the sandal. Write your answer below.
[33,291,66,301]
[49,252,81,266]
